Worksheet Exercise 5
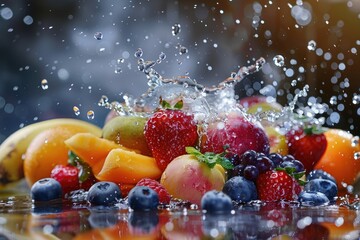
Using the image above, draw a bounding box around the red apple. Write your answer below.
[200,113,270,156]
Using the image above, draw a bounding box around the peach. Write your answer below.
[160,154,226,205]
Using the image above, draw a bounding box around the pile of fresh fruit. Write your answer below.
[0,96,359,212]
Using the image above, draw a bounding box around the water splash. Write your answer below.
[94,32,103,40]
[41,79,48,90]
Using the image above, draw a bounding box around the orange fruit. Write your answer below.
[24,125,101,187]
[313,129,360,191]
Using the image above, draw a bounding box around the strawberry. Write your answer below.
[144,100,198,171]
[286,126,327,173]
[51,165,80,195]
[256,169,302,201]
[136,178,171,204]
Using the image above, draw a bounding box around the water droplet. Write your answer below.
[73,106,80,116]
[134,48,143,58]
[87,110,95,120]
[179,46,188,55]
[291,80,297,86]
[273,55,285,67]
[355,152,360,160]
[307,40,316,51]
[351,136,359,147]
[117,58,125,64]
[171,23,181,36]
[41,79,48,90]
[353,94,360,105]
[159,52,166,61]
[330,96,337,105]
[94,32,103,40]
[98,95,109,107]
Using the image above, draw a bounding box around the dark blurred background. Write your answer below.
[1,0,359,142]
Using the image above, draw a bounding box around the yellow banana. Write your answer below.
[0,118,101,189]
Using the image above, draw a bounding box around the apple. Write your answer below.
[102,115,152,156]
[200,113,270,156]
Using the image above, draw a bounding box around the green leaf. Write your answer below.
[173,100,184,110]
[186,147,234,170]
[160,99,171,109]
[68,151,92,183]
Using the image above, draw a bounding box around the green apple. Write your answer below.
[102,115,152,156]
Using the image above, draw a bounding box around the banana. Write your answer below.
[0,118,101,189]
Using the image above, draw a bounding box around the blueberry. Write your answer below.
[306,169,337,184]
[240,150,258,166]
[290,160,305,173]
[227,164,245,179]
[128,186,159,211]
[304,179,338,200]
[87,181,122,206]
[243,165,259,181]
[201,190,233,213]
[267,153,283,167]
[31,178,62,201]
[279,160,297,170]
[222,176,258,202]
[283,155,295,161]
[256,155,274,173]
[298,191,330,206]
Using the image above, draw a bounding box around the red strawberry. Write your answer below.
[144,100,198,171]
[51,165,80,195]
[136,178,171,204]
[256,170,301,201]
[286,127,327,173]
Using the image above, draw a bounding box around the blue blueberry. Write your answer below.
[243,165,259,181]
[87,181,122,206]
[128,186,159,211]
[290,160,305,173]
[31,178,62,201]
[240,150,258,166]
[306,169,337,184]
[279,160,297,170]
[256,155,274,173]
[267,153,283,167]
[304,179,338,200]
[298,191,330,206]
[222,176,257,202]
[201,190,233,213]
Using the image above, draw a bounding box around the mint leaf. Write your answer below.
[186,147,234,170]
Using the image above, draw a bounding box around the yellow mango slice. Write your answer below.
[96,148,162,184]
[64,132,136,175]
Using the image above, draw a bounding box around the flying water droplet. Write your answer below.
[353,94,360,104]
[73,106,80,116]
[134,48,143,58]
[354,152,360,160]
[94,32,103,40]
[330,96,337,105]
[41,79,48,90]
[273,55,285,67]
[179,46,188,55]
[87,110,95,120]
[351,136,359,147]
[98,95,109,107]
[172,23,181,36]
[307,40,317,51]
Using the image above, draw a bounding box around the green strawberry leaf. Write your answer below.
[173,100,184,109]
[185,147,234,170]
[68,151,92,183]
[159,98,184,110]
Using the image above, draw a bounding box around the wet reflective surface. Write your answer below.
[1,189,360,240]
